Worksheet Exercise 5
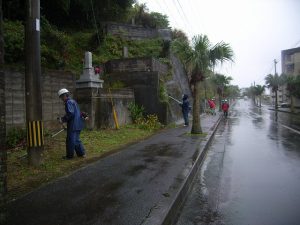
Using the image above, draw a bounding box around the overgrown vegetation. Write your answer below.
[6,127,26,149]
[3,19,168,77]
[3,20,24,64]
[128,102,162,130]
[7,125,158,201]
[128,102,145,123]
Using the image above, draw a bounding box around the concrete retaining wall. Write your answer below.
[103,22,172,41]
[95,88,134,129]
[105,57,168,75]
[107,71,169,124]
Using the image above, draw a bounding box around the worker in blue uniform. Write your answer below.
[58,88,86,159]
[180,94,191,126]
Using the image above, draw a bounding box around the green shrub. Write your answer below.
[3,20,24,63]
[6,127,27,148]
[159,81,168,102]
[138,114,162,130]
[110,81,126,89]
[128,102,144,123]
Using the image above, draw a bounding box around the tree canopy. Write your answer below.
[4,0,135,27]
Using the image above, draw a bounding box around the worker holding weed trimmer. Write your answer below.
[180,94,191,126]
[57,88,87,159]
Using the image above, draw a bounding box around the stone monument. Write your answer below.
[76,51,103,89]
[76,52,103,129]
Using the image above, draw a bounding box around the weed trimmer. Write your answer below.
[51,118,67,138]
[51,127,66,138]
[168,95,182,104]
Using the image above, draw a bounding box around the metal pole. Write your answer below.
[25,0,44,166]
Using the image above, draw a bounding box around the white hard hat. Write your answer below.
[58,88,69,97]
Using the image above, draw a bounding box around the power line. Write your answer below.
[175,0,191,27]
[187,0,205,33]
[171,0,193,35]
[291,39,300,48]
[156,0,180,28]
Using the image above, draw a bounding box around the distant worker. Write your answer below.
[221,99,230,118]
[58,88,86,159]
[207,99,216,115]
[180,94,191,126]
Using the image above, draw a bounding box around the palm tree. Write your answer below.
[172,35,234,133]
[265,73,280,109]
[212,73,232,111]
[225,85,240,100]
[254,85,265,107]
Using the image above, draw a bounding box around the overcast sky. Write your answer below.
[138,0,300,88]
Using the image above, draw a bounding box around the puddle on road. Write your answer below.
[125,164,147,176]
[142,143,183,158]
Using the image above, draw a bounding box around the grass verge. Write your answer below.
[7,125,157,201]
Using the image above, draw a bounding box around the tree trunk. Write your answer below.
[0,0,7,222]
[191,81,202,134]
[218,93,222,112]
[275,91,278,109]
[259,96,262,107]
[291,96,294,113]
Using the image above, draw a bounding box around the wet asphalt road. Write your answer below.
[175,99,300,225]
[7,114,220,225]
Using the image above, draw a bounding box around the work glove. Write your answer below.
[81,112,89,121]
[57,117,63,124]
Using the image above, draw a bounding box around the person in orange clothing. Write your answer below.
[221,99,229,118]
[207,99,216,115]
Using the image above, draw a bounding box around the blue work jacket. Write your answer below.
[62,98,83,132]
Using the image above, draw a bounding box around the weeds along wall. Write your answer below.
[4,69,76,132]
[106,71,169,124]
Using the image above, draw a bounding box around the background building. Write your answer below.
[280,47,300,107]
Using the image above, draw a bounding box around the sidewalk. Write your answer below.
[7,114,221,225]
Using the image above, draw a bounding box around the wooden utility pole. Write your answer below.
[274,59,278,109]
[0,0,7,223]
[25,0,44,166]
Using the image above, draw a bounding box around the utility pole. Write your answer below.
[0,0,7,222]
[25,0,44,166]
[274,59,278,109]
[274,59,278,75]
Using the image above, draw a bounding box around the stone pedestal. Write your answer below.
[76,52,103,89]
[76,52,103,129]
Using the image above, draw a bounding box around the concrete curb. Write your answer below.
[268,108,300,115]
[143,115,222,225]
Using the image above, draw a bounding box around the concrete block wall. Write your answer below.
[0,71,7,224]
[4,69,76,132]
